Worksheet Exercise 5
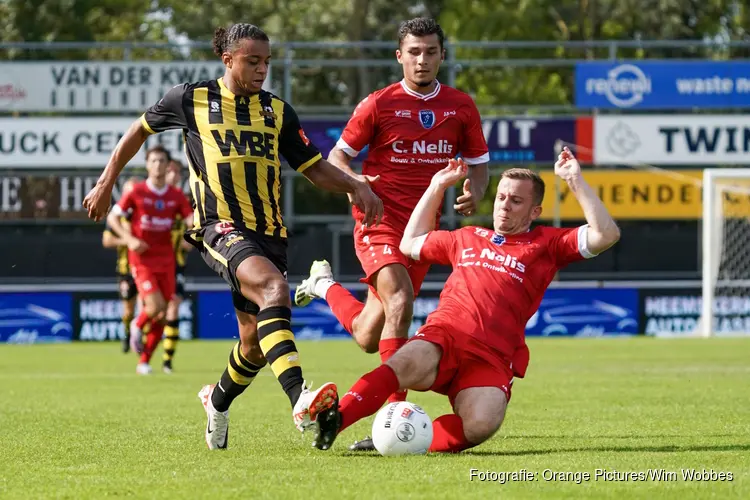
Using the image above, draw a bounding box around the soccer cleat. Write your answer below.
[129,320,143,354]
[122,334,131,353]
[292,381,338,433]
[349,436,376,452]
[136,362,152,375]
[198,384,229,450]
[162,361,173,375]
[313,403,342,451]
[294,260,334,307]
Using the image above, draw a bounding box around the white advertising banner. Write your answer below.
[0,61,273,112]
[594,115,750,165]
[0,117,184,167]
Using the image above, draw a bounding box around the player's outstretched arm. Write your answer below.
[83,120,150,221]
[400,159,467,257]
[555,147,620,255]
[303,159,384,226]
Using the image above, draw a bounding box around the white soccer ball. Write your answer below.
[371,401,433,456]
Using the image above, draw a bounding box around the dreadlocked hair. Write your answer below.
[212,23,269,57]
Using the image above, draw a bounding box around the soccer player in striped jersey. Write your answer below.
[83,23,383,451]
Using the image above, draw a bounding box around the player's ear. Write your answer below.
[531,205,542,221]
[222,51,232,69]
[441,48,446,62]
[395,49,403,64]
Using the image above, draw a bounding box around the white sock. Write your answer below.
[313,278,336,299]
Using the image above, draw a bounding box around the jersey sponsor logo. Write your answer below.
[443,110,456,117]
[139,214,174,231]
[395,110,412,118]
[210,101,220,113]
[261,105,277,120]
[459,246,526,282]
[210,129,276,160]
[391,139,454,155]
[419,109,435,129]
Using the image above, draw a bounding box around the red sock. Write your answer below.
[380,338,408,402]
[428,414,473,453]
[140,323,164,363]
[339,364,400,433]
[325,284,365,335]
[135,309,150,330]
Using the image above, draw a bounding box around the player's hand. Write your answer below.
[432,158,468,190]
[454,178,478,216]
[127,237,149,254]
[350,176,383,227]
[555,146,582,182]
[82,181,114,222]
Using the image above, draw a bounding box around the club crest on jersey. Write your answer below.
[419,110,435,129]
[491,234,505,246]
[155,199,165,210]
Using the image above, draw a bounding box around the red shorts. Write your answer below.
[410,323,514,408]
[353,221,430,296]
[131,265,175,301]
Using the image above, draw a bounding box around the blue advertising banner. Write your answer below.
[575,61,750,109]
[525,288,640,337]
[301,117,585,164]
[0,292,73,343]
[197,291,354,340]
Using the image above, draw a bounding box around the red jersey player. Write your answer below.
[300,148,621,452]
[107,145,193,375]
[294,18,489,419]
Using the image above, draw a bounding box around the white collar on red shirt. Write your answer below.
[146,179,169,196]
[399,79,441,100]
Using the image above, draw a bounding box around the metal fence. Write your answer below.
[3,39,750,114]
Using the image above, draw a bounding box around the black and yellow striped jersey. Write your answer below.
[172,214,188,270]
[140,79,321,240]
[104,217,131,276]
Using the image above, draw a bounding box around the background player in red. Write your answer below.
[107,145,193,375]
[295,17,489,410]
[302,149,621,452]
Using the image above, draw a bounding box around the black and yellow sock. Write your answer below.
[211,342,264,412]
[162,319,180,366]
[121,313,134,337]
[257,306,304,407]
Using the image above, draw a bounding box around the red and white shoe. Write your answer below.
[292,381,338,432]
[198,384,229,450]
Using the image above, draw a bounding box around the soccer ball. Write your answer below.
[371,401,433,456]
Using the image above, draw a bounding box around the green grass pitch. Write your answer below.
[0,337,748,499]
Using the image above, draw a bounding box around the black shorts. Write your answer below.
[195,222,287,316]
[117,274,137,301]
[175,266,186,298]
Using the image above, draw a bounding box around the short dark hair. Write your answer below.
[145,145,171,162]
[398,17,445,50]
[212,24,270,57]
[501,168,546,205]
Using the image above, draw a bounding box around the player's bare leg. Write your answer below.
[237,256,340,442]
[135,291,167,374]
[430,387,507,453]
[296,260,384,353]
[315,340,441,451]
[199,310,266,450]
[162,296,181,373]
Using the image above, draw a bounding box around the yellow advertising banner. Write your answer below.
[538,170,750,220]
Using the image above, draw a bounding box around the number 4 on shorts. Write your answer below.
[383,245,392,255]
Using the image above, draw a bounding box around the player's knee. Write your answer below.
[260,278,290,308]
[358,337,379,354]
[462,415,503,445]
[385,342,438,389]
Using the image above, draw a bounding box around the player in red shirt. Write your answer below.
[107,145,193,375]
[301,148,621,452]
[295,17,489,409]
